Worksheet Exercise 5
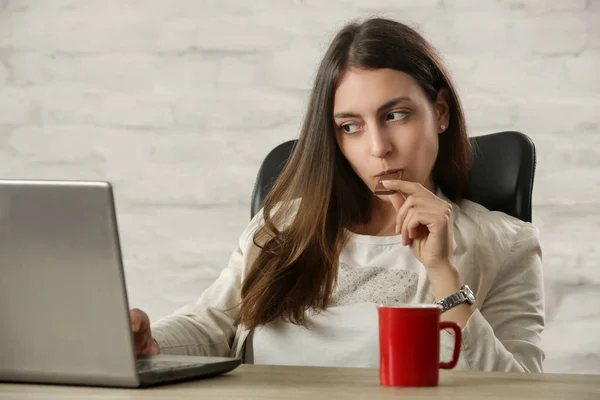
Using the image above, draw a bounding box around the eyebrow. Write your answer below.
[333,96,413,120]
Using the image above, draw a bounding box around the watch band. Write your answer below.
[437,285,475,313]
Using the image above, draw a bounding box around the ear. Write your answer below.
[434,88,450,134]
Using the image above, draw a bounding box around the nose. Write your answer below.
[369,123,392,159]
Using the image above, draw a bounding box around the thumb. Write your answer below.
[387,191,406,211]
[151,338,160,355]
[130,308,146,333]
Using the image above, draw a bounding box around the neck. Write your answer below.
[369,199,398,236]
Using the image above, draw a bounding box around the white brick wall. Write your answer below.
[1,0,599,374]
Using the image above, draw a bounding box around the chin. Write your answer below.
[373,193,395,203]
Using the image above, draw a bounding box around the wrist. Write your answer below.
[426,260,457,273]
[426,263,462,302]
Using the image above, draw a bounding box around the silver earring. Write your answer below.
[439,124,446,131]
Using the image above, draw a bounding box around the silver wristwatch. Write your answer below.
[437,285,476,313]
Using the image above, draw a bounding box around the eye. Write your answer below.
[340,123,360,134]
[386,110,410,121]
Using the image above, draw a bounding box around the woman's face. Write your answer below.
[333,67,449,201]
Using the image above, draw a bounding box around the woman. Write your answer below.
[131,17,545,373]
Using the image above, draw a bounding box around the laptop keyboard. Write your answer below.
[136,359,204,374]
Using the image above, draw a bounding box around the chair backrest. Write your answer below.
[250,131,536,222]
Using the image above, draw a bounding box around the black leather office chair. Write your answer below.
[251,131,536,223]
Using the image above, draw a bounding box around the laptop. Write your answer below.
[0,179,241,388]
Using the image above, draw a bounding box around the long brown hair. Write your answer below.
[237,17,471,329]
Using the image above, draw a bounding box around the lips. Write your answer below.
[374,169,403,195]
[374,168,403,178]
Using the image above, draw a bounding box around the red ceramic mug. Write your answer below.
[378,304,462,387]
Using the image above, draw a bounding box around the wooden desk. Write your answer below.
[0,364,598,399]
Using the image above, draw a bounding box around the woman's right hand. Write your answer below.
[130,308,160,355]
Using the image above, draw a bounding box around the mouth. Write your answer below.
[374,168,403,178]
[373,169,404,195]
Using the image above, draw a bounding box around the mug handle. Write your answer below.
[439,321,462,369]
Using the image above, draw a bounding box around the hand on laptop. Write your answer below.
[130,308,160,355]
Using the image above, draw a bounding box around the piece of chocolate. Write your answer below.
[373,170,403,195]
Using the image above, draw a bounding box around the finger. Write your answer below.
[130,309,142,333]
[395,197,413,234]
[380,179,429,196]
[403,210,449,238]
[134,333,152,355]
[400,208,416,245]
[407,217,419,241]
[133,333,144,354]
[151,338,160,355]
[402,211,436,246]
[404,211,427,236]
[141,336,155,355]
[386,190,406,211]
[395,195,444,234]
[402,210,427,241]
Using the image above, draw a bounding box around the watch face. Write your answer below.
[463,285,476,303]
